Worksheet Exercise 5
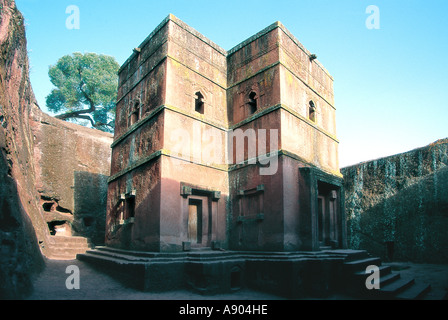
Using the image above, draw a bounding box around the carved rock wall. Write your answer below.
[0,0,113,297]
[31,111,113,245]
[342,139,448,263]
[0,0,45,298]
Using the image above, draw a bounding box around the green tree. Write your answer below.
[46,52,120,133]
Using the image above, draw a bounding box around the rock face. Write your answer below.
[31,111,112,245]
[0,0,113,298]
[342,139,448,263]
[0,0,45,298]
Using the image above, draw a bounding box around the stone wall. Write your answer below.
[342,139,448,263]
[31,111,113,245]
[0,0,45,298]
[0,0,113,298]
[107,15,229,252]
[109,15,345,253]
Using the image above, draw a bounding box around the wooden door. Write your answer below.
[188,200,202,244]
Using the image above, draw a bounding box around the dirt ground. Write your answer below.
[25,258,284,301]
[25,258,448,300]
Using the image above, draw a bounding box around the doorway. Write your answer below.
[317,196,326,247]
[298,167,345,251]
[188,199,202,244]
[317,182,339,249]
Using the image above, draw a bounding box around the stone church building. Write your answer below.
[105,14,345,254]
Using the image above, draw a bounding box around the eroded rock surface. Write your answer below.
[0,0,113,298]
[0,0,45,298]
[342,139,448,263]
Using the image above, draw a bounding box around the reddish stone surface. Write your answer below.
[30,111,113,244]
[0,0,47,298]
[0,0,113,297]
[107,14,345,253]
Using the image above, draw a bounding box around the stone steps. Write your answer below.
[324,249,369,261]
[80,247,253,264]
[76,247,350,294]
[84,247,188,263]
[77,248,188,291]
[354,265,392,277]
[340,251,434,300]
[344,257,382,273]
[353,266,400,289]
[75,247,445,299]
[396,282,432,300]
[380,277,416,296]
[96,246,186,258]
[44,236,91,260]
[81,246,343,264]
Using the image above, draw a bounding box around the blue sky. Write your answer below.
[15,0,448,167]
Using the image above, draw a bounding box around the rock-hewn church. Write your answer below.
[105,14,345,253]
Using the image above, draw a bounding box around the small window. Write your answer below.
[118,191,136,224]
[130,100,140,125]
[125,197,135,219]
[248,91,257,115]
[195,92,205,114]
[309,100,316,122]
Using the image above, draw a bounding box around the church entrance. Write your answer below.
[181,183,221,250]
[299,167,346,251]
[188,199,203,244]
[317,196,326,247]
[317,181,339,249]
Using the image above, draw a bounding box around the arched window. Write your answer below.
[195,91,205,114]
[248,91,258,115]
[309,100,316,122]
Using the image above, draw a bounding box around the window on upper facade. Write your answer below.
[130,100,140,126]
[248,91,258,115]
[309,100,316,122]
[195,91,205,114]
[125,196,135,219]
